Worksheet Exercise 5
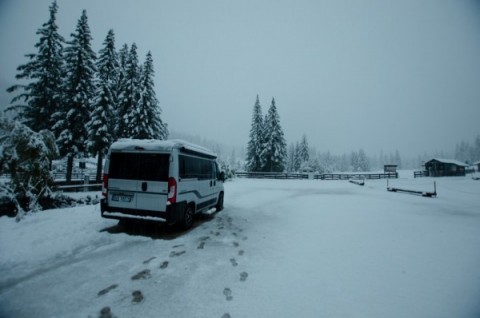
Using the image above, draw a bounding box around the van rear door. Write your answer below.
[135,153,169,212]
[107,152,169,212]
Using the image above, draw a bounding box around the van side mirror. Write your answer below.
[219,171,225,182]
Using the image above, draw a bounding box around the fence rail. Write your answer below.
[315,172,398,180]
[56,183,102,191]
[414,171,426,178]
[235,171,398,180]
[234,171,309,179]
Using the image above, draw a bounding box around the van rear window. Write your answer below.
[109,152,169,182]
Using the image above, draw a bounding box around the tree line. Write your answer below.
[454,135,480,165]
[245,95,404,174]
[6,1,168,183]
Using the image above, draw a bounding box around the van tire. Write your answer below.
[181,204,195,230]
[216,192,224,212]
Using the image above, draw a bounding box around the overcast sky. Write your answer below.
[1,0,480,158]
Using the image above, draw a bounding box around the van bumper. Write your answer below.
[101,198,186,225]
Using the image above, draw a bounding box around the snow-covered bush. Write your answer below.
[0,117,58,217]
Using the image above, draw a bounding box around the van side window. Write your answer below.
[179,155,212,180]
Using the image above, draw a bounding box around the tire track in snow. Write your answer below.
[0,239,145,293]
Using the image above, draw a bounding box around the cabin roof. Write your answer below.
[426,158,468,167]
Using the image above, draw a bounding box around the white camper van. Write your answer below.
[100,139,225,229]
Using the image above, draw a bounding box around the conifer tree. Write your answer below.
[286,143,295,172]
[127,51,168,139]
[117,43,140,138]
[246,95,264,171]
[54,10,96,182]
[261,98,287,172]
[293,142,301,171]
[113,43,129,137]
[299,134,310,165]
[357,149,370,172]
[350,151,359,172]
[7,1,65,132]
[86,29,119,182]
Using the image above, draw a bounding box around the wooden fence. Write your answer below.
[414,171,426,178]
[234,171,309,179]
[235,171,398,180]
[315,172,398,180]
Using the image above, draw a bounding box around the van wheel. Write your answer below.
[182,205,195,230]
[216,192,224,212]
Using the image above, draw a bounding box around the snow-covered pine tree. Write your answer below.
[299,134,310,165]
[261,98,287,172]
[127,51,168,140]
[0,116,58,215]
[350,151,359,172]
[7,1,65,132]
[293,142,301,172]
[112,43,129,137]
[474,135,480,162]
[357,149,370,172]
[245,95,264,172]
[286,143,295,172]
[394,149,402,169]
[339,153,349,172]
[117,43,141,139]
[86,29,119,182]
[54,10,97,182]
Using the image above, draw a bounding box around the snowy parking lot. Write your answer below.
[1,174,480,318]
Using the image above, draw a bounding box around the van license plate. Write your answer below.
[112,194,133,202]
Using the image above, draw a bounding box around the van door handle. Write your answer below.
[142,182,147,192]
[210,180,213,187]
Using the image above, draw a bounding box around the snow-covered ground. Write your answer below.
[1,173,480,318]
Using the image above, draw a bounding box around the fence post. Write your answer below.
[83,174,90,192]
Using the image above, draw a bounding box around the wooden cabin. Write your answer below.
[424,159,468,177]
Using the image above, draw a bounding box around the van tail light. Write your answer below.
[167,177,177,204]
[102,174,108,197]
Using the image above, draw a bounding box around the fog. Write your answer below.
[1,0,480,158]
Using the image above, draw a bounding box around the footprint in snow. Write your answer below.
[230,258,238,267]
[222,313,231,318]
[233,242,239,247]
[142,256,156,264]
[240,272,248,282]
[198,236,210,249]
[99,306,115,318]
[169,250,186,257]
[238,250,245,256]
[97,284,118,296]
[131,269,151,280]
[159,261,169,269]
[223,288,233,301]
[132,290,144,303]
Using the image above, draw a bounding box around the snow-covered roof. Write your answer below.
[109,139,217,158]
[474,161,480,165]
[427,158,468,167]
